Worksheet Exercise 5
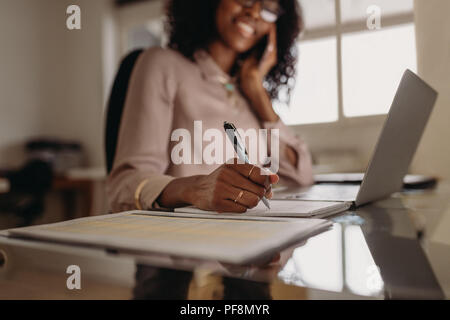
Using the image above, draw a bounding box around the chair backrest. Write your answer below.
[105,49,144,174]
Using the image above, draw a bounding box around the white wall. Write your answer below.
[0,0,58,168]
[60,0,117,168]
[0,0,115,169]
[411,0,450,179]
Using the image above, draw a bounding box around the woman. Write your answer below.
[107,0,314,213]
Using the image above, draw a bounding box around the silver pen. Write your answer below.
[223,121,271,209]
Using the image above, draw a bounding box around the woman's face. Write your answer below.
[215,0,276,53]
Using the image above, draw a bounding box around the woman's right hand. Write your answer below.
[189,162,279,213]
[157,161,279,213]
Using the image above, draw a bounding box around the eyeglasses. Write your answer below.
[233,0,284,23]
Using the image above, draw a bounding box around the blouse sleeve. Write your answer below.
[106,48,178,213]
[262,119,314,186]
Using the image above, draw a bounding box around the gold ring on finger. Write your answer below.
[234,190,244,203]
[247,165,255,179]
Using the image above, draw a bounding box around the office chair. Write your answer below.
[105,49,144,174]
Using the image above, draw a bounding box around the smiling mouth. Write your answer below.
[235,21,256,39]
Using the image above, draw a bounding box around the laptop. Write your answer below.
[274,69,438,209]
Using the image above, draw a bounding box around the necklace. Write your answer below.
[216,75,239,109]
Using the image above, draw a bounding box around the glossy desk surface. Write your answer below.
[0,182,449,300]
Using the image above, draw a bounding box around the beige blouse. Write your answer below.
[107,47,314,213]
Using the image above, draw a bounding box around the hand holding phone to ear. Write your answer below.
[240,24,277,84]
[258,24,278,78]
[238,24,299,168]
[239,24,279,123]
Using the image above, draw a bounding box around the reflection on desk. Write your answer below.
[0,182,449,299]
[278,220,384,297]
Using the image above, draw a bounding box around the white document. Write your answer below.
[175,200,352,218]
[7,211,333,265]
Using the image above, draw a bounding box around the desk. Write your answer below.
[0,182,449,300]
[52,167,108,220]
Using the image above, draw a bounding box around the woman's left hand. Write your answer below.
[239,24,279,123]
[240,24,278,85]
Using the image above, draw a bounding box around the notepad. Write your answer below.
[175,200,352,218]
[6,211,333,264]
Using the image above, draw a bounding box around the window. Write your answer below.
[279,0,416,125]
[342,24,416,117]
[115,0,166,55]
[126,18,167,53]
[277,37,338,125]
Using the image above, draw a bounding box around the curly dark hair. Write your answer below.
[165,0,304,104]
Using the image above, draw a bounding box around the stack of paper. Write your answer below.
[175,200,351,218]
[7,211,333,265]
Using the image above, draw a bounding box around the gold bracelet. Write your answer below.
[135,179,150,210]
